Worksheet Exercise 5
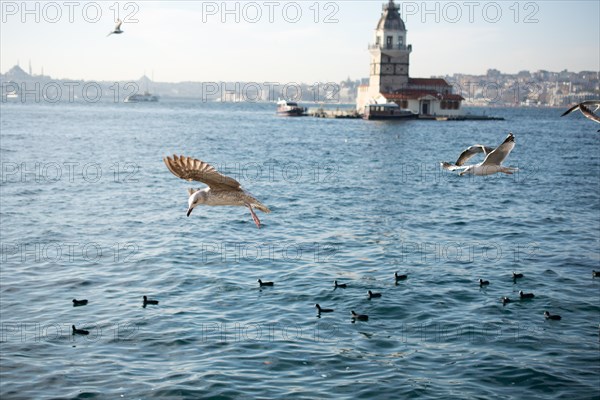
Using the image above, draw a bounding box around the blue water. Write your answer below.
[1,100,599,399]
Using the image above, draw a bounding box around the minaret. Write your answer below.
[368,0,411,96]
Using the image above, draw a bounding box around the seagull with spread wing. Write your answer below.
[163,155,270,228]
[107,19,123,36]
[561,100,600,131]
[441,132,518,176]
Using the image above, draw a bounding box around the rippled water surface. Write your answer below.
[1,100,599,399]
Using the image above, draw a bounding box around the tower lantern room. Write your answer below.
[374,0,407,50]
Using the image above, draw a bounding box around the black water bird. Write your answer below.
[351,311,368,321]
[72,299,88,306]
[72,325,89,335]
[368,290,382,299]
[334,280,347,288]
[519,291,534,299]
[544,311,561,320]
[315,304,334,313]
[512,272,524,283]
[395,272,407,282]
[143,295,159,305]
[479,279,490,287]
[258,279,274,287]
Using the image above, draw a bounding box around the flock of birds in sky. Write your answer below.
[162,138,520,232]
[159,95,600,230]
[97,17,600,335]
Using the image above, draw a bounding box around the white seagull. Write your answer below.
[561,100,600,131]
[441,132,518,176]
[107,19,123,36]
[163,155,270,229]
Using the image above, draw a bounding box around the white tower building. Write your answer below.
[356,0,464,117]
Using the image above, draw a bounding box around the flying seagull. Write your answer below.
[107,19,123,36]
[441,132,518,176]
[561,100,600,131]
[163,155,270,228]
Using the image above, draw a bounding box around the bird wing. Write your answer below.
[115,19,122,30]
[579,104,600,124]
[482,133,515,166]
[581,100,600,106]
[561,104,580,117]
[163,155,241,190]
[455,145,494,166]
[562,101,600,118]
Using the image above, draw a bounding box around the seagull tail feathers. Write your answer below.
[501,167,519,174]
[253,201,271,214]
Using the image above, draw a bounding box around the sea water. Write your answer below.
[1,100,598,399]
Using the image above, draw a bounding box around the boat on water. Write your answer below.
[5,90,19,100]
[277,99,306,116]
[362,102,418,120]
[124,91,159,103]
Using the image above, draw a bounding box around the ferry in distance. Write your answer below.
[124,91,159,103]
[5,90,19,100]
[277,99,306,116]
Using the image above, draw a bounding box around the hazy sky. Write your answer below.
[1,1,598,83]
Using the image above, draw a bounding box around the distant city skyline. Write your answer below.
[1,1,598,83]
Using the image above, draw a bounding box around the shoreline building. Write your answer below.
[356,0,465,117]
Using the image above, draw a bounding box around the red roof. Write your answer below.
[408,78,451,87]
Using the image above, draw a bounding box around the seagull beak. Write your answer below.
[186,207,193,217]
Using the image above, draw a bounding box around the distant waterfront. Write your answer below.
[1,65,598,108]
